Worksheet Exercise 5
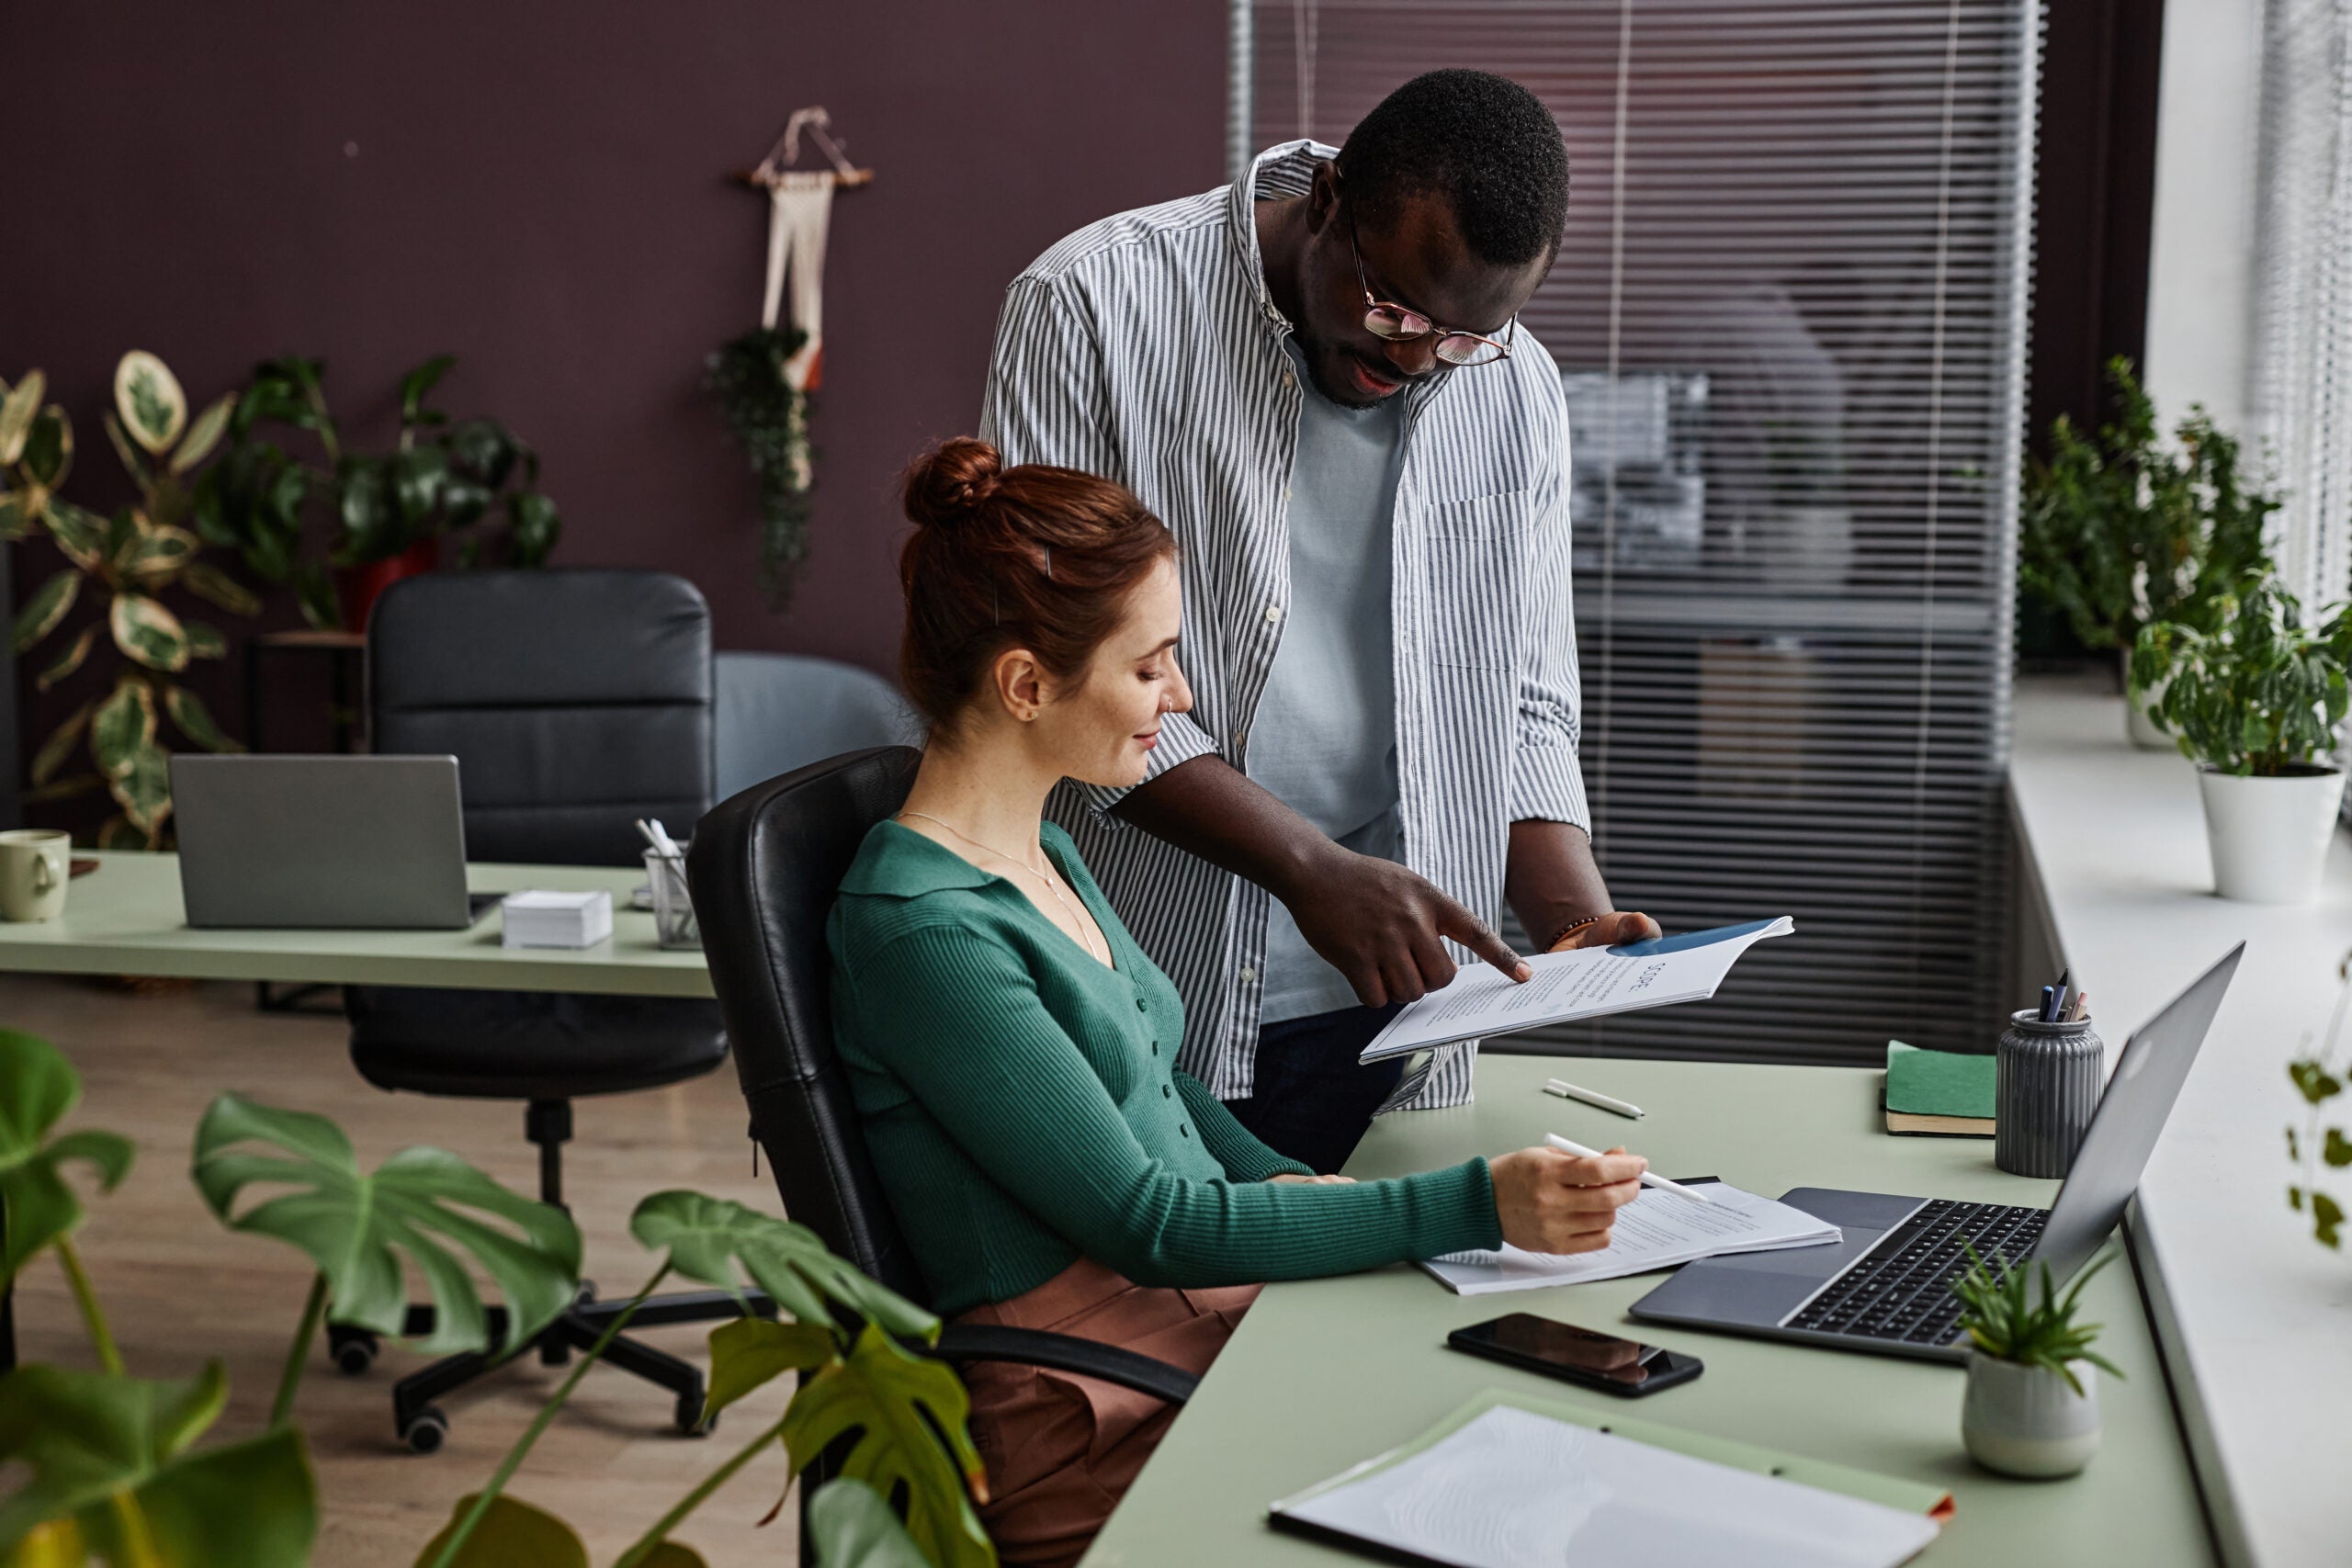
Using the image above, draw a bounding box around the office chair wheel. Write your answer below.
[329,1326,379,1376]
[674,1393,717,1437]
[401,1405,450,1455]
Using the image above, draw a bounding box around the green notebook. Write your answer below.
[1883,1040,1996,1136]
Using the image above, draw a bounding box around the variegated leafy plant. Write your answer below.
[0,353,261,847]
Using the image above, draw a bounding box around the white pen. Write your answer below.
[1545,1133,1715,1204]
[1544,1077,1645,1119]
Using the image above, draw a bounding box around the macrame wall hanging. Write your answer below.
[709,107,872,608]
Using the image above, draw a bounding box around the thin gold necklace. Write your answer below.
[896,810,1107,965]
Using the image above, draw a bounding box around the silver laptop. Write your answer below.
[172,755,499,929]
[1629,945,2241,1362]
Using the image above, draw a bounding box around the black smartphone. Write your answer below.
[1446,1313,1702,1398]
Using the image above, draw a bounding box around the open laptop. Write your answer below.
[172,755,501,929]
[1629,944,2241,1362]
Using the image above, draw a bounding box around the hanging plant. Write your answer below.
[707,324,814,609]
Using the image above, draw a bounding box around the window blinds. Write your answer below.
[1246,1,2038,1063]
[2250,0,2352,615]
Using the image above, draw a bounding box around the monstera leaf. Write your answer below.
[191,1094,582,1356]
[807,1479,937,1568]
[0,1032,133,1285]
[0,1362,315,1566]
[782,1325,993,1568]
[114,352,187,456]
[630,1190,937,1343]
[703,1315,839,1420]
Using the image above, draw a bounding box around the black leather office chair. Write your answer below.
[339,570,746,1453]
[686,747,1199,1557]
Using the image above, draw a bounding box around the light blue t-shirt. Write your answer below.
[1248,339,1408,1023]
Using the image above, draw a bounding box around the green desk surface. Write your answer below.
[0,851,712,997]
[1082,1054,2210,1566]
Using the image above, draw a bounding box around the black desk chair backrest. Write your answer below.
[687,745,929,1298]
[687,747,1198,1566]
[370,568,714,866]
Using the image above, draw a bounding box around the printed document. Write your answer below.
[1271,1403,1939,1568]
[1358,917,1794,1063]
[1421,1181,1838,1294]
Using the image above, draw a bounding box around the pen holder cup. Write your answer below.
[1995,1010,2103,1179]
[643,849,700,951]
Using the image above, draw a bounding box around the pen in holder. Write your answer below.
[1995,1009,2103,1179]
[643,848,700,951]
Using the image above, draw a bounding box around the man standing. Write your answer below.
[981,70,1655,1173]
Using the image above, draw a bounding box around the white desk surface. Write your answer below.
[2010,674,2352,1568]
[0,851,712,997]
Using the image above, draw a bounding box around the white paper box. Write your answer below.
[501,889,614,950]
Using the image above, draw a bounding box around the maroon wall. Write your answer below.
[3,3,1226,683]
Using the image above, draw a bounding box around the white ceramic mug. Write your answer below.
[0,829,72,921]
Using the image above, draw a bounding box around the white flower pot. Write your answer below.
[2197,765,2347,905]
[1962,1352,2101,1478]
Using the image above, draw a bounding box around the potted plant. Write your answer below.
[2020,357,2274,747]
[193,355,561,632]
[0,354,261,847]
[0,1027,989,1568]
[2133,571,2352,904]
[1952,1246,2123,1479]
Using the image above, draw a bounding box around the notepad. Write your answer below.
[1883,1040,1996,1136]
[1358,917,1793,1063]
[501,889,614,950]
[1270,1392,1946,1568]
[1420,1180,1839,1295]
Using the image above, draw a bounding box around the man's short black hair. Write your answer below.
[1336,70,1569,267]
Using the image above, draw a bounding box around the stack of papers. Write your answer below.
[1421,1181,1838,1294]
[1359,917,1793,1063]
[501,889,614,950]
[1271,1394,1943,1568]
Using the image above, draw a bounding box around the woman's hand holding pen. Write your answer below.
[1487,1145,1646,1255]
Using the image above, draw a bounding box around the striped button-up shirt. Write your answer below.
[979,141,1589,1111]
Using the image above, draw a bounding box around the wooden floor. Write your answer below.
[4,975,804,1565]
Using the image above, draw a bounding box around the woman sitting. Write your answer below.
[828,437,1649,1567]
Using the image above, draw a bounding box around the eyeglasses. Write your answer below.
[1350,219,1517,368]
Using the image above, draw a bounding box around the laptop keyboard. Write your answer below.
[1782,1199,2048,1347]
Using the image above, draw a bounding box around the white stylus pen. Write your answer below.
[1544,1077,1645,1119]
[1545,1133,1715,1204]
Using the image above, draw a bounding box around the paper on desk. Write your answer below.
[1421,1181,1838,1294]
[1358,916,1794,1063]
[1272,1403,1938,1568]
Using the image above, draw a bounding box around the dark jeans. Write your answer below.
[1222,1003,1406,1175]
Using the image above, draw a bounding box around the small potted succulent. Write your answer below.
[2133,570,2352,904]
[1953,1246,2123,1479]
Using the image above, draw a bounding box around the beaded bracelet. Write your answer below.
[1544,914,1605,951]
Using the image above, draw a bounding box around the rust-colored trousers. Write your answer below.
[953,1258,1261,1568]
